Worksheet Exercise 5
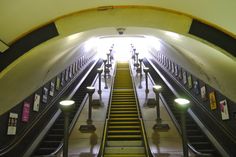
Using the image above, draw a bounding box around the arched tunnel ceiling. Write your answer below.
[0,2,236,114]
[1,0,236,43]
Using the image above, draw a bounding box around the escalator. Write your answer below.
[32,61,102,156]
[101,62,151,157]
[143,58,221,156]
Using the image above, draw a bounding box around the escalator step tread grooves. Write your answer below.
[32,64,100,156]
[143,60,220,156]
[104,62,146,156]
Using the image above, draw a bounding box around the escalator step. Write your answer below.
[40,140,61,147]
[111,107,137,110]
[107,135,142,140]
[110,111,138,114]
[49,129,64,134]
[108,125,140,130]
[110,117,139,121]
[191,141,212,149]
[108,130,141,135]
[109,121,140,125]
[34,147,56,155]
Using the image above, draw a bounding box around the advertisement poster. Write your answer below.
[171,63,175,74]
[42,87,48,103]
[61,72,65,86]
[168,60,171,70]
[73,62,76,74]
[175,65,178,76]
[22,102,30,122]
[178,67,182,80]
[193,80,200,95]
[49,81,55,96]
[56,76,60,90]
[69,65,72,78]
[188,75,193,89]
[209,91,217,110]
[220,99,229,120]
[200,85,207,101]
[7,113,18,135]
[33,94,40,111]
[65,68,69,81]
[75,61,78,72]
[183,71,187,84]
[166,59,169,69]
[164,57,167,67]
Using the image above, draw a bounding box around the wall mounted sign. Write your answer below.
[49,81,55,96]
[200,85,207,101]
[33,94,40,111]
[209,91,217,110]
[171,62,175,74]
[193,80,200,95]
[69,65,72,78]
[22,101,30,122]
[7,113,18,135]
[56,76,60,90]
[168,60,171,71]
[220,99,230,120]
[65,68,69,81]
[175,65,178,76]
[61,72,65,86]
[75,61,78,72]
[178,67,182,80]
[183,71,187,84]
[73,62,76,74]
[42,87,48,103]
[187,75,193,89]
[166,59,169,69]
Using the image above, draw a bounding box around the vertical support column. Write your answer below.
[103,59,108,89]
[153,85,162,122]
[59,100,75,157]
[97,68,103,94]
[87,86,95,124]
[175,98,190,157]
[143,67,149,94]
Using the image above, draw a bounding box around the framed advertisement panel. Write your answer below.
[187,74,193,89]
[42,87,48,103]
[193,80,200,95]
[183,71,187,84]
[7,113,18,135]
[209,91,217,110]
[33,94,40,111]
[174,64,178,76]
[178,67,182,80]
[22,101,30,122]
[220,99,230,120]
[56,76,60,90]
[200,85,207,101]
[49,81,55,96]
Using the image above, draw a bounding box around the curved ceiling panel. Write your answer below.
[1,1,236,44]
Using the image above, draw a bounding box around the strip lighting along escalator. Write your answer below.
[32,62,101,156]
[101,62,150,157]
[143,59,221,157]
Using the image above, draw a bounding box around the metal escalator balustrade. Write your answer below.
[101,62,150,157]
[143,58,221,157]
[32,61,101,156]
